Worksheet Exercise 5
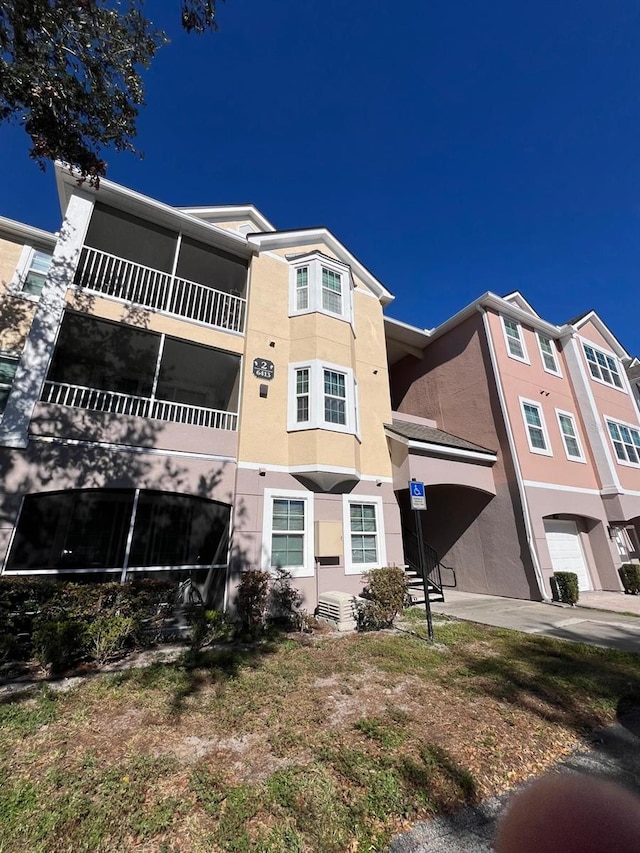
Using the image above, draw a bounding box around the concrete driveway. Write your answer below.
[429,590,640,654]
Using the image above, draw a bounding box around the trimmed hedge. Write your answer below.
[0,577,179,671]
[619,563,640,595]
[552,571,579,605]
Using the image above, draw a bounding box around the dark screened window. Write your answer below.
[6,490,133,571]
[47,314,159,397]
[130,492,230,567]
[6,489,230,573]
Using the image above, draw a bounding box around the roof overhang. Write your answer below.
[248,228,394,305]
[569,310,630,361]
[385,428,497,464]
[54,164,255,260]
[178,204,275,233]
[0,215,57,249]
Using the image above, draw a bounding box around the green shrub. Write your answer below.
[269,567,305,629]
[235,568,270,637]
[619,563,640,595]
[188,609,232,649]
[86,615,136,664]
[32,618,87,674]
[552,571,579,605]
[0,577,179,667]
[357,566,408,631]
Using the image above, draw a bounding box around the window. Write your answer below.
[271,499,305,568]
[295,368,310,423]
[289,254,352,324]
[0,353,19,414]
[295,267,309,311]
[583,344,624,389]
[343,496,386,574]
[4,489,230,574]
[13,246,53,298]
[323,369,346,425]
[321,267,343,314]
[537,334,561,375]
[555,410,585,461]
[606,418,640,465]
[288,361,357,435]
[520,398,552,455]
[263,489,314,577]
[501,316,529,362]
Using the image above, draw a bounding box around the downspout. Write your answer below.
[479,308,550,601]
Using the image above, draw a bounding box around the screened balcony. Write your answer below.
[42,313,241,431]
[5,488,230,578]
[73,204,248,333]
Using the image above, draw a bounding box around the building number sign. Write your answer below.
[253,358,275,381]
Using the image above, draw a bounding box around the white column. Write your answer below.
[0,192,95,448]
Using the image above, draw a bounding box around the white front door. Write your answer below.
[544,519,591,591]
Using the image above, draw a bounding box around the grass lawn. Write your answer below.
[2,612,640,852]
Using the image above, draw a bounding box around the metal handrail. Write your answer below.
[41,381,238,431]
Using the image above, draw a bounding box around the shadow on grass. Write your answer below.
[453,630,640,735]
[109,639,282,715]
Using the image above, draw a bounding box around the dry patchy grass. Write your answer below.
[1,619,640,852]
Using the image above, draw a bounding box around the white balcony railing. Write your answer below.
[74,246,247,334]
[41,381,239,431]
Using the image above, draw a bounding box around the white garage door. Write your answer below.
[544,519,591,591]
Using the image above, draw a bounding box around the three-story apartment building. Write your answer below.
[0,166,403,609]
[387,292,640,599]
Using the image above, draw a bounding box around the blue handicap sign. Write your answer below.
[409,480,426,510]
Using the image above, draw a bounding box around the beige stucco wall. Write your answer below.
[237,248,393,479]
[0,237,39,352]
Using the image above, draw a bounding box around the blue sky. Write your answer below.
[1,0,639,353]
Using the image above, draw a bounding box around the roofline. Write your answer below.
[569,310,630,360]
[0,215,57,248]
[178,204,276,232]
[501,291,541,317]
[384,427,498,462]
[247,228,394,305]
[54,164,255,260]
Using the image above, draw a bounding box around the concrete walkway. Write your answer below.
[388,710,640,852]
[429,590,640,654]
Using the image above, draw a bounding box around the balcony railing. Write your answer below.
[41,381,239,431]
[74,246,247,334]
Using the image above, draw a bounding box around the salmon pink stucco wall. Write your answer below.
[486,311,600,490]
[390,312,541,600]
[576,320,640,495]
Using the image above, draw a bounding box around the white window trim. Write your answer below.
[603,415,640,468]
[342,494,386,575]
[288,253,353,325]
[288,360,358,436]
[519,397,553,456]
[262,488,314,578]
[0,350,20,416]
[554,408,586,463]
[537,333,562,377]
[581,339,626,394]
[500,315,530,364]
[10,244,53,302]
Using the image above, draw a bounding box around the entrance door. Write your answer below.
[544,519,591,591]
